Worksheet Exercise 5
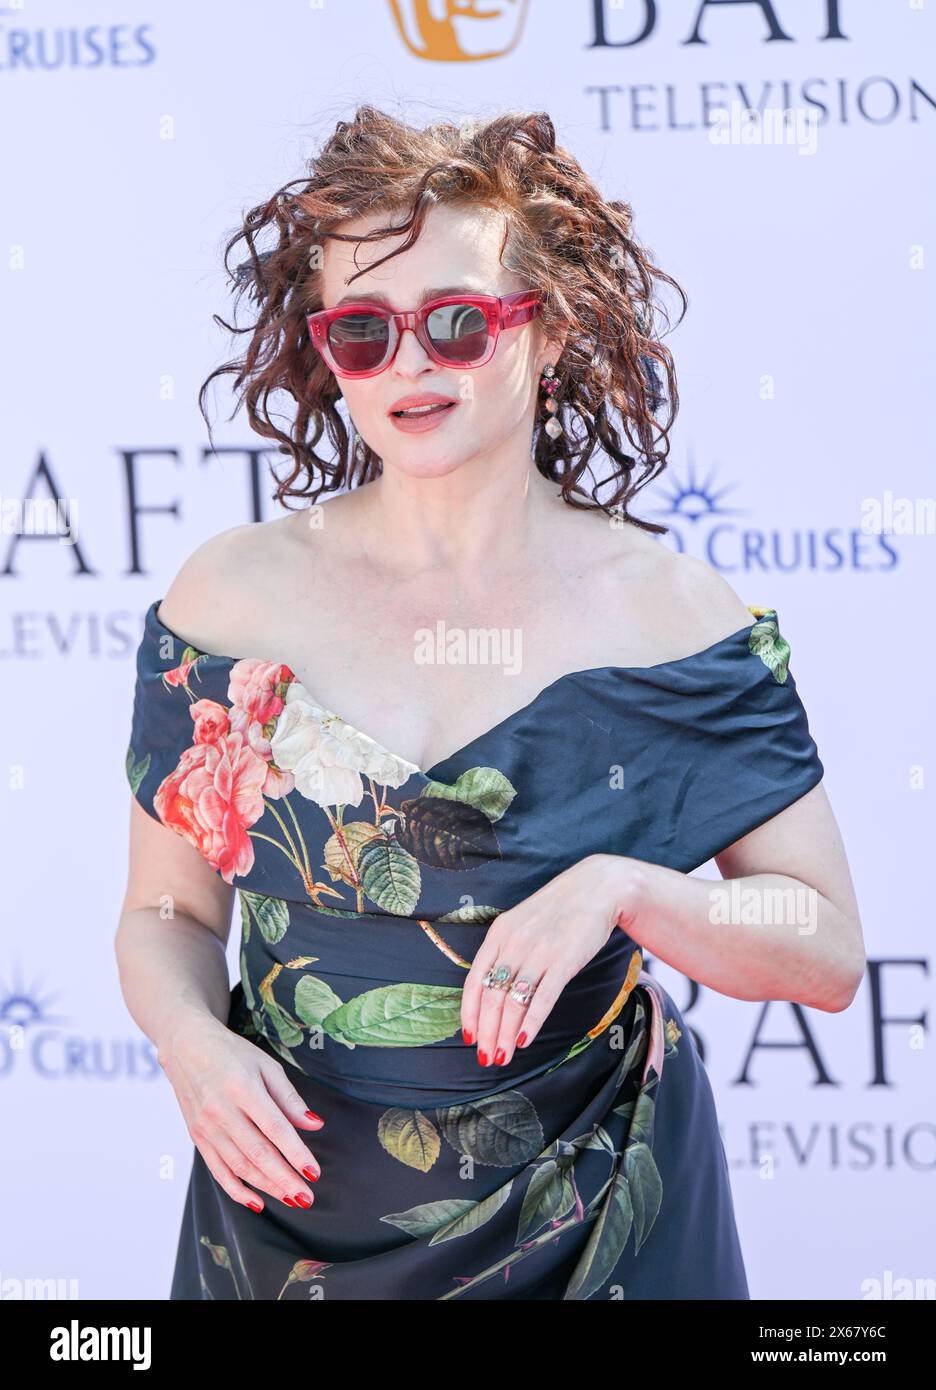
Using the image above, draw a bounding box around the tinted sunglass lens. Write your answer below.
[426,303,489,362]
[327,312,390,371]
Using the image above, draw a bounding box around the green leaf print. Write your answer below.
[748,611,790,683]
[294,973,344,1030]
[420,766,517,822]
[380,1185,515,1244]
[613,1015,650,1081]
[322,981,464,1048]
[564,1172,634,1301]
[261,1027,303,1069]
[239,890,290,944]
[624,1139,663,1254]
[438,1090,545,1167]
[579,1123,616,1154]
[239,945,255,1011]
[358,835,421,915]
[395,795,502,870]
[379,1197,480,1240]
[306,904,368,918]
[427,1182,514,1244]
[323,820,382,887]
[562,1116,664,1298]
[125,746,151,795]
[262,997,304,1049]
[435,903,502,925]
[377,1108,442,1172]
[436,1098,665,1300]
[516,1157,576,1242]
[621,1081,657,1148]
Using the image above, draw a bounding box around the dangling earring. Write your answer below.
[351,425,367,464]
[539,364,564,439]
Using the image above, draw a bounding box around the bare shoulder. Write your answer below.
[595,519,757,657]
[156,511,313,654]
[654,546,757,640]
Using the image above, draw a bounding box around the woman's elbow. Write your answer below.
[819,925,866,1012]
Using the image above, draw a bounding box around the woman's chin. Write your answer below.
[382,446,475,480]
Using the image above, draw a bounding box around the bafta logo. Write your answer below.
[387,0,530,62]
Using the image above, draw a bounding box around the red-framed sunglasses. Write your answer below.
[305,289,542,377]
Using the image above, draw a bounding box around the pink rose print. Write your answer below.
[190,698,231,745]
[227,659,296,798]
[228,658,293,724]
[154,730,269,884]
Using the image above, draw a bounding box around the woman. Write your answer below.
[117,107,864,1300]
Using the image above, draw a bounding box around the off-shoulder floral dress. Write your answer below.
[124,598,824,1300]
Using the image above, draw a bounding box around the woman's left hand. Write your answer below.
[460,853,647,1068]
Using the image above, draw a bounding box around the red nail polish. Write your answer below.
[302,1166,319,1182]
[294,1192,313,1208]
[517,1031,527,1047]
[494,1047,505,1065]
[304,1110,323,1123]
[478,1049,488,1066]
[462,1028,473,1045]
[247,1200,263,1212]
[283,1196,297,1207]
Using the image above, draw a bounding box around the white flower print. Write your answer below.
[269,679,419,808]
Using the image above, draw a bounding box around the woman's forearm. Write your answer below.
[602,855,860,1013]
[114,908,233,1064]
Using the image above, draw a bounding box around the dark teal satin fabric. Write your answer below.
[124,598,823,1300]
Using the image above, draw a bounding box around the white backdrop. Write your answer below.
[1,0,933,1301]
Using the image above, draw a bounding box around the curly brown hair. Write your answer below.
[198,105,687,533]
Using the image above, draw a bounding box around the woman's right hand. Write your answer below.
[157,1010,325,1213]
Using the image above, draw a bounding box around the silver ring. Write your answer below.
[508,976,536,1007]
[482,964,513,991]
